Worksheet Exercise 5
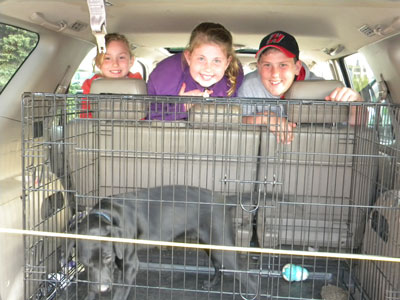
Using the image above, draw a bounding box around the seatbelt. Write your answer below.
[378,74,389,103]
[54,65,71,93]
[87,0,107,53]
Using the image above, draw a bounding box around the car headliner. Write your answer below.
[1,0,400,64]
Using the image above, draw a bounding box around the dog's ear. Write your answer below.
[109,225,124,260]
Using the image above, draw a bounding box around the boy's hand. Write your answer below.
[269,116,297,144]
[242,113,296,144]
[325,87,364,126]
[325,87,362,102]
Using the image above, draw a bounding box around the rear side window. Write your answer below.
[344,53,394,145]
[68,47,96,94]
[0,23,39,94]
[343,53,378,102]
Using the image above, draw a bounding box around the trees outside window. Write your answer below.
[0,23,38,93]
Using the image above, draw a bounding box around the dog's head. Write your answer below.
[65,213,139,293]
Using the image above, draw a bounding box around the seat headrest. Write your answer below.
[285,80,344,100]
[90,77,147,94]
[89,78,148,120]
[285,80,349,124]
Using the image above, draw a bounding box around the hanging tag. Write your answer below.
[87,0,107,53]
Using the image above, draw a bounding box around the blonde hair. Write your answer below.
[94,33,132,69]
[186,22,240,97]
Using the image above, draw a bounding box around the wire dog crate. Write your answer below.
[22,89,400,300]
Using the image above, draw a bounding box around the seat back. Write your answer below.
[257,80,361,249]
[66,78,148,203]
[97,101,259,248]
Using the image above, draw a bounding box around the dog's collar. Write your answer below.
[90,211,113,224]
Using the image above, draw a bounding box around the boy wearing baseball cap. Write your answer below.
[239,30,362,144]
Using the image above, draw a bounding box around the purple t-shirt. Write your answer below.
[146,52,243,120]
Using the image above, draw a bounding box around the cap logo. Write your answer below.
[267,33,285,44]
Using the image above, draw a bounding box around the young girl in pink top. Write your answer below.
[80,33,142,118]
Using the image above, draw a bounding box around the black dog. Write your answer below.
[66,185,258,300]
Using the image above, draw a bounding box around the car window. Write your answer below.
[344,53,379,103]
[309,60,334,79]
[69,47,146,94]
[68,47,97,94]
[0,23,39,94]
[344,53,394,145]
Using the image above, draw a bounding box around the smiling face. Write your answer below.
[184,43,232,88]
[257,48,302,97]
[98,40,134,78]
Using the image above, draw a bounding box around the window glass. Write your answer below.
[68,47,97,94]
[69,47,146,94]
[344,53,393,145]
[0,23,39,93]
[344,53,379,102]
[309,60,334,79]
[242,61,257,76]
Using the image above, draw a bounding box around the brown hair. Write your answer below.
[94,33,132,68]
[186,22,240,97]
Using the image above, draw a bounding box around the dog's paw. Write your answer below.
[201,274,221,290]
[201,279,213,290]
[84,293,96,300]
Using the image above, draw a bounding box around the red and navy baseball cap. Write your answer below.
[255,31,299,59]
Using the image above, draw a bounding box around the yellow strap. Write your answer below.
[1,227,399,263]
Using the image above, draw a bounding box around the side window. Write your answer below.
[68,47,96,94]
[309,60,334,80]
[343,53,379,103]
[68,47,146,94]
[344,53,394,145]
[0,23,39,94]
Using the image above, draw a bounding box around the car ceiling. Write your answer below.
[1,0,400,63]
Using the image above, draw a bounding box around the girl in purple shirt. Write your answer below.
[146,22,244,120]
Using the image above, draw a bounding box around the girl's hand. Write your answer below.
[179,83,213,111]
[179,83,213,97]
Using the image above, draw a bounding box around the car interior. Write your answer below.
[1,1,400,300]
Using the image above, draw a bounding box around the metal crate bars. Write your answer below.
[22,92,400,300]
